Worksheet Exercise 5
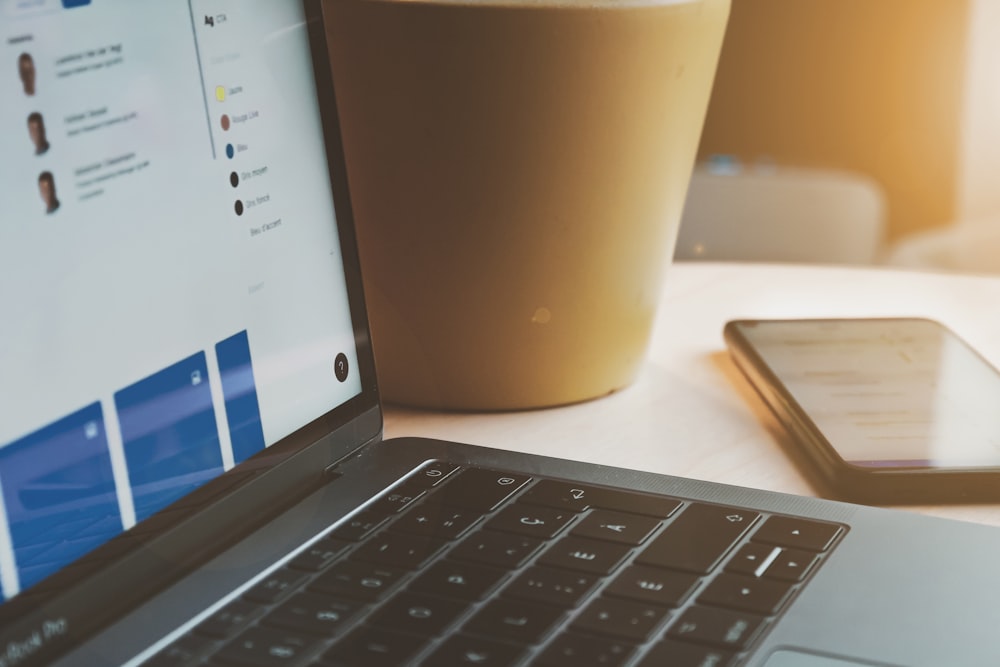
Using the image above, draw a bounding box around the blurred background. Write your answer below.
[676,0,1000,273]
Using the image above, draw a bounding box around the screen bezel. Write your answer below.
[0,2,383,662]
[725,317,1000,503]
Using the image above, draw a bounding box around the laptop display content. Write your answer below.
[0,0,365,609]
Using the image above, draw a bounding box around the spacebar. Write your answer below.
[636,503,759,574]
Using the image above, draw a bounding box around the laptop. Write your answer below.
[2,2,999,666]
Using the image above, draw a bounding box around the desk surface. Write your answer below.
[384,261,1000,527]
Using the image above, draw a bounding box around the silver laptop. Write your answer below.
[2,2,999,666]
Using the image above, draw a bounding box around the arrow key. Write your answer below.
[753,516,843,552]
[423,634,524,667]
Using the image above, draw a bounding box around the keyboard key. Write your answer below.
[144,634,217,667]
[242,569,309,605]
[485,504,575,539]
[352,531,445,569]
[392,502,481,539]
[409,461,461,488]
[753,516,842,552]
[192,600,258,639]
[262,593,360,637]
[450,531,542,569]
[521,481,681,518]
[368,482,426,515]
[698,573,793,615]
[638,639,736,667]
[286,538,349,572]
[330,510,387,541]
[572,597,670,642]
[463,598,565,645]
[521,480,593,512]
[215,626,318,665]
[368,591,469,636]
[321,626,427,666]
[636,504,758,574]
[503,566,597,608]
[310,560,405,602]
[725,543,779,577]
[766,548,819,582]
[571,510,660,546]
[537,536,631,575]
[538,634,634,667]
[667,605,766,651]
[435,468,531,510]
[604,565,699,608]
[408,560,508,601]
[423,634,523,667]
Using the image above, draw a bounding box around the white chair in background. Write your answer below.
[675,163,887,265]
[886,218,1000,274]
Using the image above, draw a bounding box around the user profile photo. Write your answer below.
[18,52,36,96]
[27,112,50,155]
[38,171,60,214]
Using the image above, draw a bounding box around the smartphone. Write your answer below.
[724,317,1000,503]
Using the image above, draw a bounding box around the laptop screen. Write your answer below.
[0,0,364,606]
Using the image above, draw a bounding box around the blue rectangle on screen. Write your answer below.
[216,330,265,464]
[0,402,122,591]
[61,0,91,8]
[115,353,223,522]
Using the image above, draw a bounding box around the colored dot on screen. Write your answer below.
[215,86,226,102]
[230,172,239,187]
[234,200,244,216]
[221,115,230,131]
[226,144,234,159]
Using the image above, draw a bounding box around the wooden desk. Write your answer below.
[384,261,1000,527]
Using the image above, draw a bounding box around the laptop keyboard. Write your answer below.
[144,462,845,667]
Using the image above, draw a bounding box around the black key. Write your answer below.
[521,480,593,512]
[409,461,461,488]
[668,605,766,651]
[262,593,360,637]
[753,516,842,552]
[409,559,508,601]
[766,548,819,582]
[698,573,793,615]
[637,639,736,667]
[192,600,258,639]
[352,531,445,569]
[286,538,349,572]
[537,536,630,575]
[392,503,481,539]
[463,598,564,645]
[538,634,634,667]
[144,634,217,667]
[322,626,427,666]
[571,510,659,546]
[434,468,531,511]
[604,565,699,608]
[503,566,597,608]
[588,490,682,519]
[368,592,469,636]
[423,634,523,667]
[215,626,318,665]
[725,543,779,577]
[242,569,308,605]
[636,504,758,574]
[330,510,387,541]
[310,560,404,601]
[572,597,669,642]
[485,504,575,539]
[450,531,542,568]
[368,482,426,515]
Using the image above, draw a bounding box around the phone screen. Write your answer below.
[730,319,1000,469]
